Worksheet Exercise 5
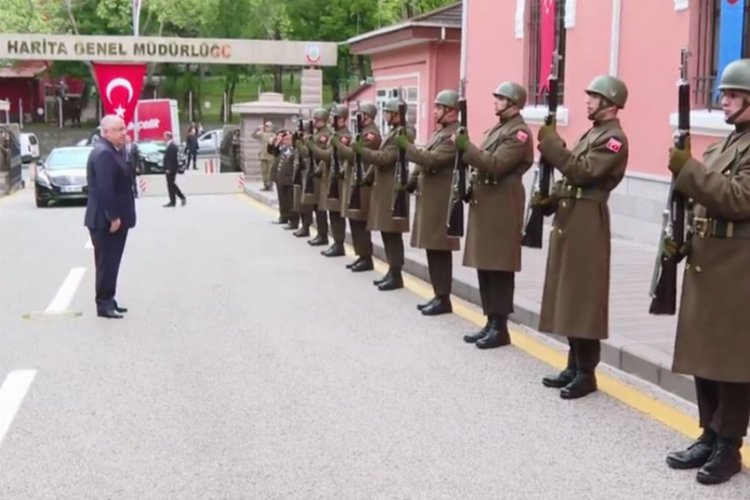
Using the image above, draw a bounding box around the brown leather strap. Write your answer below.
[557,184,609,202]
[693,217,750,239]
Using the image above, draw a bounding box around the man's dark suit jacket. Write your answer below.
[84,138,136,230]
[163,141,179,174]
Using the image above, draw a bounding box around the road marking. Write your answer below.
[45,267,86,314]
[84,236,93,249]
[238,194,750,466]
[0,370,37,448]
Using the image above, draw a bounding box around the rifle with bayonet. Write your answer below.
[392,91,409,219]
[522,52,562,249]
[328,128,342,200]
[446,79,468,238]
[303,119,316,195]
[649,48,691,315]
[348,108,364,210]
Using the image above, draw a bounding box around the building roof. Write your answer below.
[0,61,48,79]
[344,2,462,55]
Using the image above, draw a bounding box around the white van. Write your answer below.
[20,132,40,163]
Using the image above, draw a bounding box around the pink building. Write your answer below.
[343,2,462,144]
[344,0,749,243]
[465,0,747,242]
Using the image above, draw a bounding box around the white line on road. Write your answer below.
[0,370,37,448]
[45,267,86,314]
[84,236,93,249]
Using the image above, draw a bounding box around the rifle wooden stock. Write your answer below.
[292,121,304,186]
[446,96,468,238]
[649,49,690,316]
[348,113,365,211]
[392,101,409,219]
[303,120,315,195]
[522,64,559,249]
[328,135,341,200]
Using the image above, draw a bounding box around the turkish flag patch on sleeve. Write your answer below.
[365,132,375,141]
[515,130,528,142]
[341,136,350,146]
[606,138,623,153]
[319,135,329,144]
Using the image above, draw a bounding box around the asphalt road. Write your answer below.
[0,187,748,499]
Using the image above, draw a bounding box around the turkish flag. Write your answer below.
[538,0,557,96]
[91,62,146,135]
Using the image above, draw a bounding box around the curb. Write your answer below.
[245,186,696,404]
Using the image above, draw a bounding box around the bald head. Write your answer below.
[100,114,126,149]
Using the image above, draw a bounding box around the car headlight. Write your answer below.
[36,170,51,186]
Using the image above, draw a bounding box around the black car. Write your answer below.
[34,146,93,207]
[137,141,187,174]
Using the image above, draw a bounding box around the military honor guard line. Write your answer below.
[260,56,750,487]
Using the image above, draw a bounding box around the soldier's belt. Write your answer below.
[474,173,520,186]
[693,217,750,239]
[558,185,609,202]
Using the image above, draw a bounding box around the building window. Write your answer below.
[374,87,418,136]
[527,0,567,106]
[694,0,750,109]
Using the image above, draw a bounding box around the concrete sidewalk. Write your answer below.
[245,183,693,403]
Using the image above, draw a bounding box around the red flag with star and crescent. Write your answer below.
[92,62,147,135]
[538,0,557,96]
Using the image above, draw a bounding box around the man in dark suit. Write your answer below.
[124,134,140,198]
[84,115,136,319]
[163,131,186,207]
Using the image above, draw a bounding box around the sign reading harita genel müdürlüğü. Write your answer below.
[0,34,336,66]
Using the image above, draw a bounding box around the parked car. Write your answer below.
[34,146,92,207]
[137,140,187,174]
[20,132,41,163]
[196,128,223,156]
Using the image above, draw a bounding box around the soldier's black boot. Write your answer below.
[308,234,328,246]
[346,257,362,269]
[560,371,598,400]
[463,317,491,344]
[666,429,716,470]
[421,295,452,315]
[293,226,310,237]
[351,257,373,272]
[417,297,438,311]
[476,315,511,349]
[378,268,403,291]
[272,217,288,225]
[696,437,743,485]
[373,268,392,285]
[542,368,576,388]
[322,242,345,257]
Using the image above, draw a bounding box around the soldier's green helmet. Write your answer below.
[383,98,400,113]
[585,75,628,108]
[331,104,349,119]
[434,89,460,110]
[359,102,378,118]
[312,108,330,121]
[718,59,750,93]
[493,82,527,108]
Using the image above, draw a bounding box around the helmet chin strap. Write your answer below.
[587,98,615,121]
[495,102,515,121]
[726,96,750,125]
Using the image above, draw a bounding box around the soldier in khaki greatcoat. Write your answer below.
[252,121,275,191]
[395,90,460,316]
[354,98,414,291]
[296,108,333,245]
[533,75,629,400]
[663,58,750,486]
[308,105,352,258]
[454,82,534,348]
[335,103,382,272]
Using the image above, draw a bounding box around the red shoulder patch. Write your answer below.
[341,136,351,146]
[319,135,329,144]
[365,132,376,141]
[606,138,623,153]
[515,130,528,142]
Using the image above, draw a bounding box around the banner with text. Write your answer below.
[0,34,336,66]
